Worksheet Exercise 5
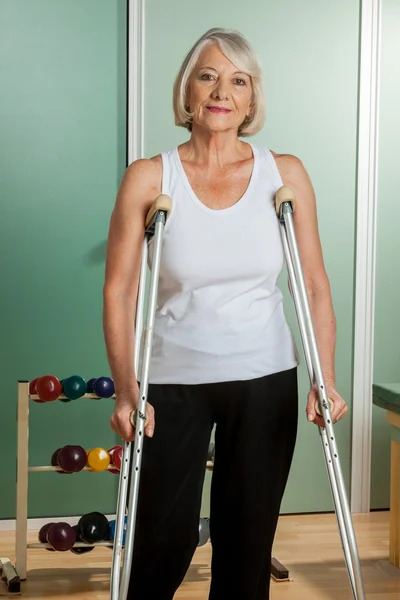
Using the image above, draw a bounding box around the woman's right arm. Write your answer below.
[103,157,161,441]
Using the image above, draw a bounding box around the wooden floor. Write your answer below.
[1,511,399,598]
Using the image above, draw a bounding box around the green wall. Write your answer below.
[371,0,400,509]
[144,0,360,514]
[1,0,393,522]
[0,0,126,519]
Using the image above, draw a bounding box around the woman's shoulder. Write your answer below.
[114,155,164,215]
[268,150,310,187]
[251,144,301,168]
[268,149,301,168]
[125,154,162,179]
[122,154,163,197]
[252,144,309,186]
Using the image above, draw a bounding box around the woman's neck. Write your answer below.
[180,126,251,168]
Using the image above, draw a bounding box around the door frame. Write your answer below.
[351,0,381,514]
[127,0,145,164]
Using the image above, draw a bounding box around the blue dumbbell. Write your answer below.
[109,516,127,546]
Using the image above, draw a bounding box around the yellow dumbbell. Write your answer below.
[86,447,111,472]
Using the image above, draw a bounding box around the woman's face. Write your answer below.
[186,43,253,135]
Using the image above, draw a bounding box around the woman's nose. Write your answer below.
[211,81,229,101]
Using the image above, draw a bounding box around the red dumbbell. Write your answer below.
[57,445,87,473]
[36,375,62,402]
[30,378,46,403]
[108,445,122,474]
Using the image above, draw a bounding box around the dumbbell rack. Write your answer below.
[11,379,120,592]
[5,380,288,595]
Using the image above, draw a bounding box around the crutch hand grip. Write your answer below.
[275,185,296,216]
[145,194,172,228]
[129,409,150,429]
[315,397,334,416]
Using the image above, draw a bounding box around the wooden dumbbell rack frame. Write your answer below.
[13,380,119,588]
[7,380,289,595]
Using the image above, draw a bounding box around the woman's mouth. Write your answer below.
[206,106,232,114]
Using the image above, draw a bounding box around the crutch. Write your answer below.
[276,186,365,600]
[110,194,172,600]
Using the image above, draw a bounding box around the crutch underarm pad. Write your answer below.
[275,185,296,215]
[145,194,173,227]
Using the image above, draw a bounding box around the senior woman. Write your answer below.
[103,27,348,600]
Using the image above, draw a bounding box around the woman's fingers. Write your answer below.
[111,407,135,442]
[327,390,348,423]
[306,388,325,427]
[335,403,349,423]
[306,388,318,422]
[144,403,155,438]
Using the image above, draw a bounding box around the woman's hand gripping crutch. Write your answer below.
[110,194,172,600]
[275,185,365,600]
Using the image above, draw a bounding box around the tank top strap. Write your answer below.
[258,147,284,190]
[160,150,174,196]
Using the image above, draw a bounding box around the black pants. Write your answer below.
[128,367,298,600]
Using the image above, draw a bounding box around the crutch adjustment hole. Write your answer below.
[135,467,139,471]
[137,449,140,453]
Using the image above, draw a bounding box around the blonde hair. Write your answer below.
[173,28,266,137]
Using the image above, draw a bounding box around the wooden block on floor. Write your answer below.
[271,556,290,582]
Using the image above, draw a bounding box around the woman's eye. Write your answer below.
[235,78,246,85]
[201,73,214,81]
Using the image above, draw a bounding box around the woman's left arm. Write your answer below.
[277,153,348,427]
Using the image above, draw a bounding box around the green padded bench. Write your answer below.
[372,383,400,568]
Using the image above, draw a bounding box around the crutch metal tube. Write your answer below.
[279,224,356,595]
[280,229,314,379]
[110,444,131,599]
[110,238,149,599]
[110,195,172,600]
[282,207,364,598]
[134,240,150,375]
[318,430,357,597]
[118,211,169,600]
[276,186,365,600]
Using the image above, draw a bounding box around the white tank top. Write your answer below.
[145,143,299,385]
